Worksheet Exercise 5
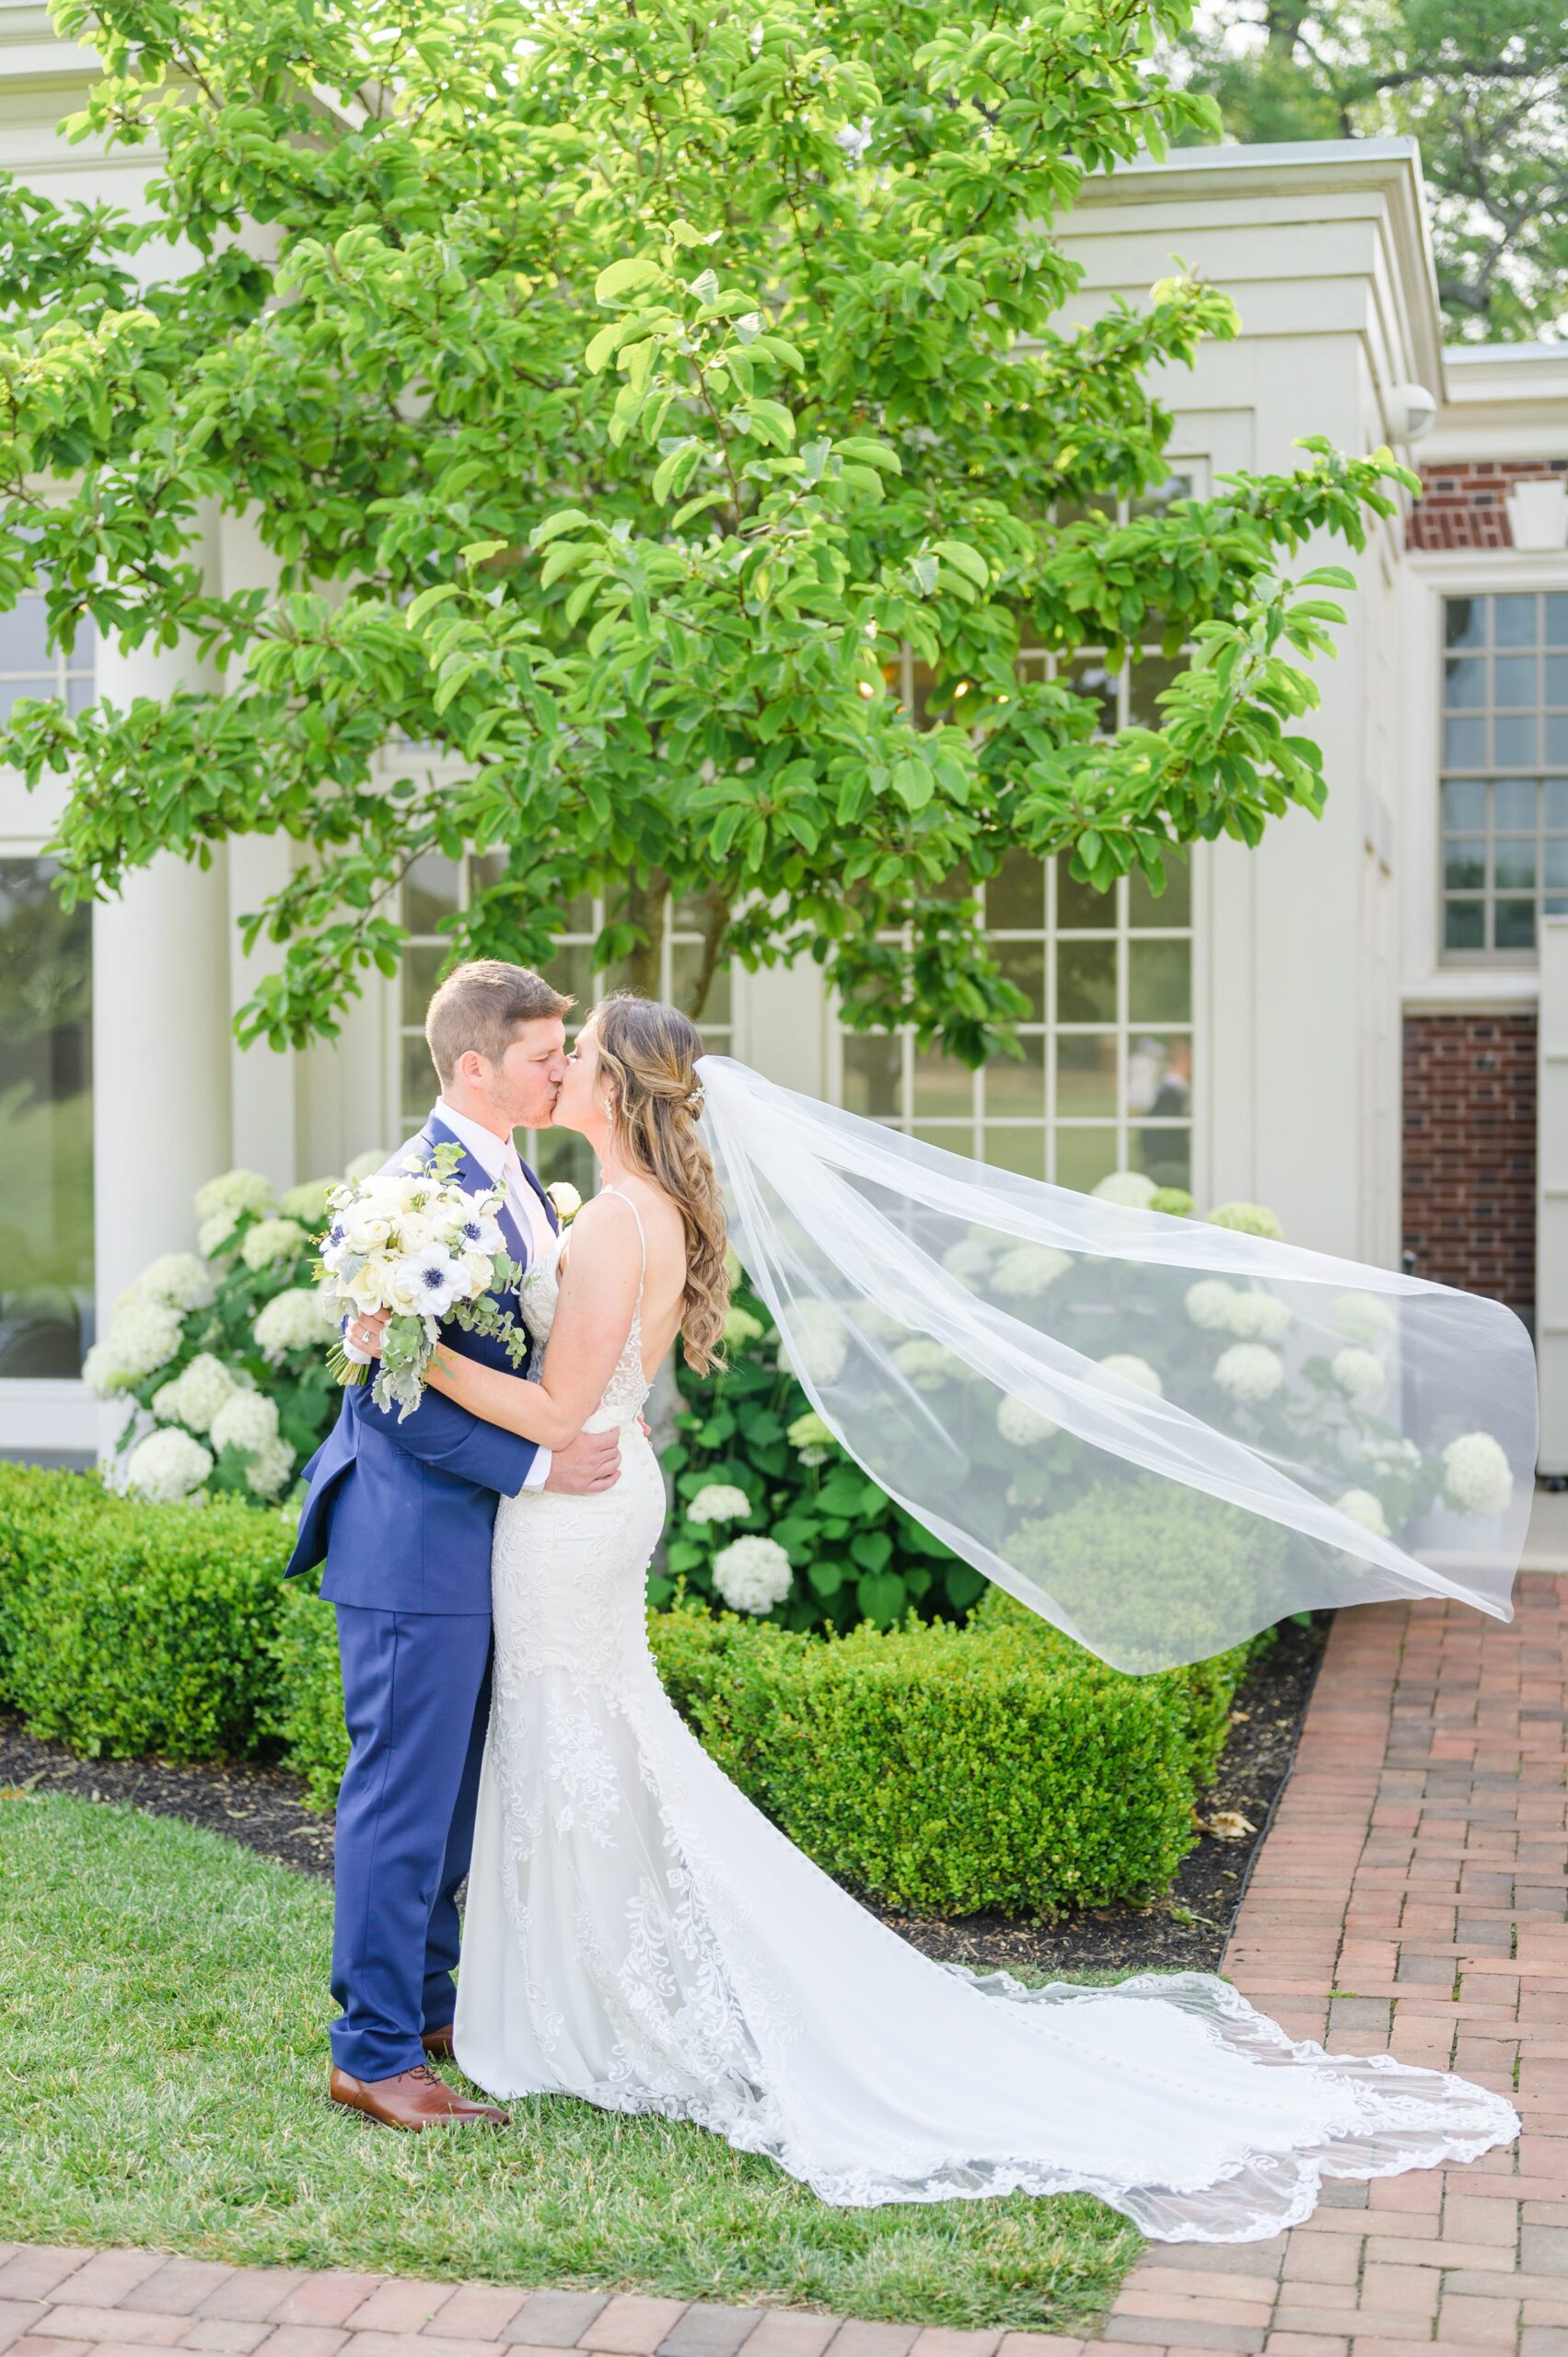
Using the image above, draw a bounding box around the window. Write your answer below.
[836,850,1192,1191]
[835,474,1199,1193]
[0,858,94,1376]
[1440,591,1568,959]
[397,860,737,1194]
[0,594,93,720]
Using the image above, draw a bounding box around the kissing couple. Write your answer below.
[286,957,1521,2239]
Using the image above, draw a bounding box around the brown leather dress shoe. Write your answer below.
[421,2023,455,2061]
[329,2061,508,2131]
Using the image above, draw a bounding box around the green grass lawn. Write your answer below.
[0,1794,1140,2331]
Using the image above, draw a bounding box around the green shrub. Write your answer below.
[0,1462,291,1759]
[266,1583,353,1806]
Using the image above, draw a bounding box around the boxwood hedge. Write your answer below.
[0,1461,1264,1918]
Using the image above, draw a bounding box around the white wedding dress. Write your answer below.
[452,1201,1519,2241]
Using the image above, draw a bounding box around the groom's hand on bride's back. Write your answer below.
[544,1430,621,1493]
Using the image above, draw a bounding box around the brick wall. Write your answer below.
[1407,458,1568,552]
[1402,1011,1536,1318]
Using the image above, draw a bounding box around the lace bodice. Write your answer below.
[519,1187,652,1431]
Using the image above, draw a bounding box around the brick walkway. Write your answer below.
[1,1577,1563,2357]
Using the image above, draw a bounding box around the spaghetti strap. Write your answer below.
[598,1185,647,1297]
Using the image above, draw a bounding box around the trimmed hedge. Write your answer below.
[0,1461,1263,1918]
[0,1462,288,1760]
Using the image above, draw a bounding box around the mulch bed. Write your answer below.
[0,1613,1325,1979]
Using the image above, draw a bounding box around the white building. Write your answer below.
[3,7,1565,1465]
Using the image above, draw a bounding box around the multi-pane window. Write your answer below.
[836,472,1200,1194]
[0,858,94,1376]
[0,596,93,720]
[835,849,1193,1191]
[397,858,737,1193]
[1441,592,1568,959]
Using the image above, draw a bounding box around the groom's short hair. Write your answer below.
[425,960,575,1086]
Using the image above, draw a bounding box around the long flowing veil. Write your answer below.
[696,1055,1537,1673]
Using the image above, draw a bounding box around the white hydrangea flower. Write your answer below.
[724,1306,765,1350]
[997,1395,1058,1446]
[89,1299,185,1391]
[1335,1487,1391,1539]
[992,1243,1072,1298]
[1355,1433,1421,1474]
[1206,1201,1286,1241]
[125,1426,214,1504]
[786,1410,834,1465]
[777,1298,848,1386]
[1185,1279,1237,1330]
[1091,1170,1158,1208]
[1223,1288,1293,1343]
[253,1287,334,1363]
[150,1353,237,1433]
[343,1148,389,1184]
[1214,1342,1285,1403]
[193,1168,274,1225]
[1442,1430,1514,1519]
[687,1482,752,1526]
[855,1302,910,1343]
[712,1534,795,1614]
[941,1236,995,1283]
[1332,1291,1397,1346]
[891,1338,949,1391]
[198,1212,238,1258]
[244,1435,296,1499]
[279,1178,337,1226]
[1098,1353,1163,1397]
[239,1216,308,1272]
[210,1388,282,1457]
[1331,1346,1386,1402]
[124,1252,214,1314]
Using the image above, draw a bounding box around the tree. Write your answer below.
[1179,0,1568,342]
[0,0,1411,1062]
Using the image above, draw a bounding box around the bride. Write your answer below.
[360,992,1520,2242]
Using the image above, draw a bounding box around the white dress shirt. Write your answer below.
[431,1101,553,1494]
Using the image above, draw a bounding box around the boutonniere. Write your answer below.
[547,1180,583,1227]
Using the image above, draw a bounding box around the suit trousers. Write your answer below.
[330,1603,493,2083]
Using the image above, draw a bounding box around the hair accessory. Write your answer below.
[684,1084,706,1117]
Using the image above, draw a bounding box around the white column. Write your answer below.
[1538,916,1568,1475]
[91,528,233,1319]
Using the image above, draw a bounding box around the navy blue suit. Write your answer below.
[285,1118,557,2081]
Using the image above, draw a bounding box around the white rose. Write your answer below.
[1091,1170,1158,1208]
[342,1203,394,1254]
[1335,1487,1391,1539]
[547,1180,583,1225]
[992,1244,1073,1298]
[210,1388,282,1457]
[997,1395,1058,1446]
[1098,1353,1163,1397]
[776,1298,848,1386]
[193,1168,274,1225]
[244,1434,296,1499]
[1223,1289,1293,1343]
[125,1426,214,1503]
[1442,1431,1514,1519]
[253,1288,334,1363]
[711,1535,795,1614]
[151,1352,236,1433]
[1331,1347,1386,1402]
[1214,1342,1285,1403]
[1332,1292,1398,1346]
[687,1482,752,1526]
[346,1264,391,1313]
[1185,1280,1237,1330]
[393,1211,436,1256]
[239,1217,308,1271]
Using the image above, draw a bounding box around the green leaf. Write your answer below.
[595,256,662,305]
[932,539,989,589]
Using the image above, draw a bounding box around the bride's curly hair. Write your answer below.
[591,993,730,1375]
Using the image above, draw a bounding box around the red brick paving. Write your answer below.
[2,1581,1562,2352]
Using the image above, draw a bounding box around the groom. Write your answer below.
[286,961,621,2130]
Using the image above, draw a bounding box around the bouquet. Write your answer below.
[318,1144,530,1418]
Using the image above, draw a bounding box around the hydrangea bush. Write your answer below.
[85,1155,384,1506]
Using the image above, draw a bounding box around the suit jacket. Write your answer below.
[284,1118,558,1615]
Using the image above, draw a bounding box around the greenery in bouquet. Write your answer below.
[82,1156,386,1507]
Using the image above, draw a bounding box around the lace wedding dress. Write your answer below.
[452,1200,1519,2240]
